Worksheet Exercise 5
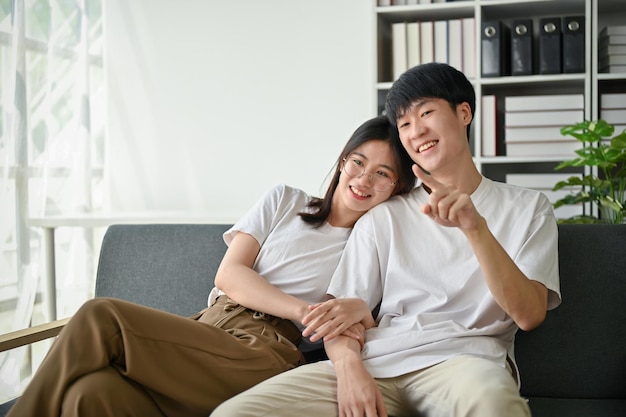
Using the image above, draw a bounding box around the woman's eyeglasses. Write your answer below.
[342,157,397,192]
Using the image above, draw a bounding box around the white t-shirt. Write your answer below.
[328,177,561,379]
[208,184,351,351]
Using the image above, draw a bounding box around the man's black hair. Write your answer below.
[385,63,476,139]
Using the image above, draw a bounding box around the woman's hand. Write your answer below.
[301,298,375,342]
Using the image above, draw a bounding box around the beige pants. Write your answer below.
[212,355,531,417]
[8,296,304,417]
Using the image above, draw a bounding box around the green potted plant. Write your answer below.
[552,119,626,224]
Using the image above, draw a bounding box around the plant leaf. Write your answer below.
[612,131,626,149]
[598,196,624,212]
[553,119,626,223]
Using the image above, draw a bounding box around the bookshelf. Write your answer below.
[375,0,626,219]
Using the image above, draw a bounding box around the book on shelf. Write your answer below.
[505,109,584,127]
[600,93,626,109]
[434,20,448,64]
[505,140,580,157]
[392,22,408,80]
[511,19,533,76]
[505,173,583,219]
[505,173,578,190]
[395,18,475,76]
[599,25,626,38]
[600,44,626,55]
[600,64,626,73]
[597,31,626,73]
[600,109,626,124]
[481,20,510,77]
[599,54,626,66]
[448,19,463,72]
[481,95,497,157]
[505,126,573,142]
[539,17,562,74]
[462,17,476,78]
[599,35,626,46]
[407,21,420,68]
[562,16,585,73]
[504,94,584,112]
[420,21,434,64]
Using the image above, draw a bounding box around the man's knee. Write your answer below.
[451,358,530,417]
[213,362,339,417]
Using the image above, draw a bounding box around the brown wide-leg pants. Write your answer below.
[7,296,304,417]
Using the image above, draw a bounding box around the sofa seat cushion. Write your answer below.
[526,397,626,417]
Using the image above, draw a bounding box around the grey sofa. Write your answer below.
[1,223,625,416]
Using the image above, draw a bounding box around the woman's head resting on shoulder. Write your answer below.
[300,115,416,228]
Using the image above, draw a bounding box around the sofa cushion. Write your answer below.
[515,224,626,400]
[526,397,626,417]
[95,224,232,317]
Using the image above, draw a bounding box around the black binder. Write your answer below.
[539,17,562,74]
[481,21,510,77]
[562,16,585,73]
[511,19,533,75]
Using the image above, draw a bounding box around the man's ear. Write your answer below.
[457,102,473,125]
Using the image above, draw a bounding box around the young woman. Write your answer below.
[7,115,416,417]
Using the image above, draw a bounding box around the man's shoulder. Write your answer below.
[369,187,421,214]
[487,178,550,202]
[482,178,555,221]
[352,188,422,234]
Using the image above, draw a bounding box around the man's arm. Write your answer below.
[463,221,548,330]
[414,167,548,331]
[324,335,387,417]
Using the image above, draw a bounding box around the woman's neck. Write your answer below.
[328,200,359,229]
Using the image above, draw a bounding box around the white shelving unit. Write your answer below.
[374,0,625,190]
[594,0,626,118]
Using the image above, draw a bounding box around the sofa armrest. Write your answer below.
[0,317,70,352]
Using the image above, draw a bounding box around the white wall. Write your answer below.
[105,0,375,222]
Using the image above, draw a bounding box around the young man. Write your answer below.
[211,63,561,417]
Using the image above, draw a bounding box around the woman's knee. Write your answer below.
[73,297,117,319]
[62,368,161,417]
[71,297,137,329]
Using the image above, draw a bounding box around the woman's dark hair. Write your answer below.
[385,62,476,140]
[299,115,416,227]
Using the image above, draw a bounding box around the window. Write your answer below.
[0,0,105,400]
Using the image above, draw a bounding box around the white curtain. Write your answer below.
[0,0,105,400]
